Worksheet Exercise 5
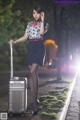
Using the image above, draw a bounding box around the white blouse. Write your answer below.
[25,21,48,40]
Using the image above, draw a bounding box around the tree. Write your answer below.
[0,0,27,71]
[0,0,80,71]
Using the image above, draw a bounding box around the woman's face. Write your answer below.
[33,10,41,20]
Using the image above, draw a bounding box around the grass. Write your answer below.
[38,85,70,120]
[0,74,73,120]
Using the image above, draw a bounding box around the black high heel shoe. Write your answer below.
[32,110,38,116]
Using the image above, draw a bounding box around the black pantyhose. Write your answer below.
[29,63,39,111]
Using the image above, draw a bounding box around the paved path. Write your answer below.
[0,68,75,120]
[65,72,80,120]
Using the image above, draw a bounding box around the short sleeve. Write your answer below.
[25,23,30,34]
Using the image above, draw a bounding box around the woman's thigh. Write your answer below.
[29,64,39,73]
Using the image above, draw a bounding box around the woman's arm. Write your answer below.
[12,32,29,44]
[40,12,45,34]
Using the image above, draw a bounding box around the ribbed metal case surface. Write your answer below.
[8,77,27,113]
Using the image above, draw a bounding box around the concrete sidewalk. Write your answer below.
[65,72,80,120]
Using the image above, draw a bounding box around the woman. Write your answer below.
[10,5,48,116]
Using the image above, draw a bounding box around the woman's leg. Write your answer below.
[29,63,39,112]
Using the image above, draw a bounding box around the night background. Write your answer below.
[0,0,80,71]
[0,0,80,120]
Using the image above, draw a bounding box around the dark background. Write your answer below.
[0,0,80,71]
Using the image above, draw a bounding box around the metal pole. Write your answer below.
[10,41,13,80]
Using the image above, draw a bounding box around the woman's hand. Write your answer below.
[41,12,45,21]
[40,12,45,34]
[9,39,16,44]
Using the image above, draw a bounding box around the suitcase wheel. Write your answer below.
[21,113,26,117]
[8,112,13,117]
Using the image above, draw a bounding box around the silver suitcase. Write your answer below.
[8,42,27,115]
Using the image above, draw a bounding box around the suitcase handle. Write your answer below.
[10,41,13,80]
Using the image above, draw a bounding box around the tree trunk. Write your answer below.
[53,2,64,80]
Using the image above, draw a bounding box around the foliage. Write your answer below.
[0,0,80,71]
[38,86,68,119]
[0,0,29,71]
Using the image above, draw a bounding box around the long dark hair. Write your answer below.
[33,5,43,13]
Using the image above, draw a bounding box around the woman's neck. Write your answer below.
[34,18,41,22]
